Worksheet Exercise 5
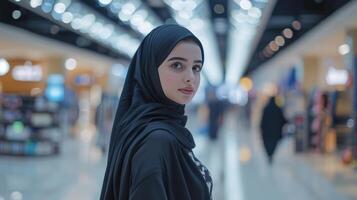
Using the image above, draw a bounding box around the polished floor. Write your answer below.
[0,109,355,200]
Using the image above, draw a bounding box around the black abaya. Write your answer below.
[260,96,287,162]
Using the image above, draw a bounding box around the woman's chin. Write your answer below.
[178,97,193,105]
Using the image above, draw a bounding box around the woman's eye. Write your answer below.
[193,65,202,72]
[171,62,183,70]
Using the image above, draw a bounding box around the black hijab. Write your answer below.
[100,24,204,200]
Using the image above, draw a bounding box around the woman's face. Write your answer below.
[158,40,203,105]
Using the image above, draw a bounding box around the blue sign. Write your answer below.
[45,74,64,102]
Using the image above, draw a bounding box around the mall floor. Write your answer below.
[0,109,355,200]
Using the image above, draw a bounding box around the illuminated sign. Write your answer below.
[12,63,43,81]
[45,74,64,102]
[326,67,348,85]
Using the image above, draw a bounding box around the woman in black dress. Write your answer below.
[100,24,212,200]
[260,96,287,164]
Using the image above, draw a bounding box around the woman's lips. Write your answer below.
[178,88,194,95]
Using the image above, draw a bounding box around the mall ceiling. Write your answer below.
[0,0,352,83]
[244,0,351,76]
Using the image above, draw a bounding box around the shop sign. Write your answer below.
[326,67,348,85]
[12,64,43,81]
[74,74,93,86]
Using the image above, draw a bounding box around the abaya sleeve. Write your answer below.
[129,173,168,200]
[129,130,176,200]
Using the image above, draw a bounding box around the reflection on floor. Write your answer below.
[0,109,355,200]
[0,139,106,200]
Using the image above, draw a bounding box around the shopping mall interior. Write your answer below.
[1,0,357,199]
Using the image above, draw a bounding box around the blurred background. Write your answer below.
[0,0,357,199]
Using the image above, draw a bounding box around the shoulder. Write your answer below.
[138,129,180,155]
[146,129,178,143]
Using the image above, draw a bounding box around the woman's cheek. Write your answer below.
[195,74,200,87]
[165,74,179,87]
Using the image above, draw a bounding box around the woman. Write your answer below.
[260,96,287,164]
[100,24,212,200]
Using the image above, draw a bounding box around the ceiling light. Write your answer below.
[41,0,55,13]
[0,58,10,76]
[339,44,350,55]
[54,2,66,13]
[12,10,22,19]
[80,14,96,31]
[171,0,185,11]
[118,12,131,22]
[178,10,193,19]
[292,20,301,30]
[62,11,73,23]
[65,58,77,70]
[172,0,197,11]
[122,2,136,16]
[240,0,252,10]
[240,77,253,92]
[248,7,261,19]
[138,21,153,34]
[71,18,82,30]
[30,0,43,8]
[130,10,148,26]
[61,0,72,7]
[100,25,114,39]
[282,28,293,39]
[98,0,112,6]
[90,22,103,35]
[274,35,285,46]
[269,41,279,51]
[214,4,225,14]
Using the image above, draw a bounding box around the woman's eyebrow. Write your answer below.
[168,57,203,64]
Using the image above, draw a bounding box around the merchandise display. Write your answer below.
[0,94,62,155]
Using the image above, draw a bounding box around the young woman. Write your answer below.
[100,24,212,200]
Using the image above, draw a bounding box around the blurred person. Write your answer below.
[100,24,212,200]
[63,87,79,137]
[95,94,116,153]
[197,103,209,135]
[260,95,287,164]
[207,87,225,141]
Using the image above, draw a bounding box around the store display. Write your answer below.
[30,112,53,127]
[325,128,337,153]
[330,91,353,150]
[0,94,62,156]
[307,90,330,152]
[342,148,353,165]
[5,121,30,140]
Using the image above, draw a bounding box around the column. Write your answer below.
[347,29,357,158]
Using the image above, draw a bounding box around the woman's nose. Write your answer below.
[185,70,195,83]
